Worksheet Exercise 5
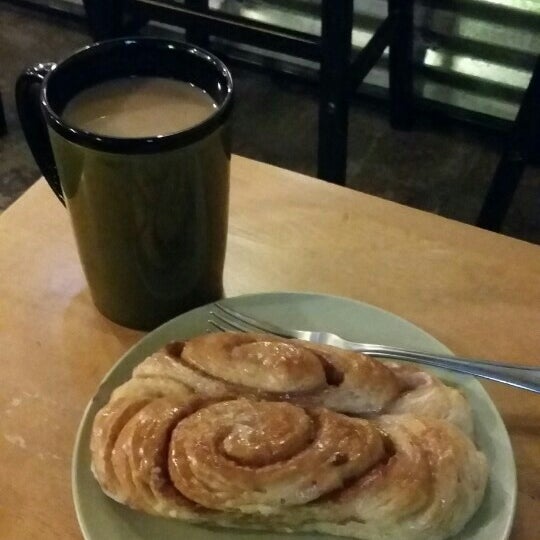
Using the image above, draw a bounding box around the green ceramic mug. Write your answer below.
[16,38,233,330]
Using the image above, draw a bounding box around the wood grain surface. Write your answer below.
[0,156,538,540]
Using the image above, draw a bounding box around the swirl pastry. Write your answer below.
[123,332,473,434]
[90,331,487,540]
[91,394,487,540]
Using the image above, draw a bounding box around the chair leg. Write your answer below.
[185,0,210,49]
[317,0,353,184]
[388,0,414,130]
[476,151,526,232]
[0,92,6,137]
[477,56,540,232]
[82,0,126,40]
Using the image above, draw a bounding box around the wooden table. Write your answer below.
[1,156,539,540]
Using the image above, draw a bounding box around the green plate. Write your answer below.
[73,292,516,540]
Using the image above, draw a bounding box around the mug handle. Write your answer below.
[16,63,65,205]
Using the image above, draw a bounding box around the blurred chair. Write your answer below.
[82,0,415,186]
[477,56,540,233]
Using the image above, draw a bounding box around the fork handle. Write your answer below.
[350,344,540,394]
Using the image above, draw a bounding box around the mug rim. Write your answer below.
[41,37,233,153]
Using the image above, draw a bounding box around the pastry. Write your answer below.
[123,332,473,434]
[91,394,487,540]
[90,331,488,540]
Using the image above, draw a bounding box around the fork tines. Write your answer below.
[208,303,289,337]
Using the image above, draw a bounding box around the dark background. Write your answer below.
[0,2,538,243]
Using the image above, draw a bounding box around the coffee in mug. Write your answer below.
[62,77,217,137]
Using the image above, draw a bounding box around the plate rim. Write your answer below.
[72,290,517,540]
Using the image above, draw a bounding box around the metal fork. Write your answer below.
[209,303,540,394]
